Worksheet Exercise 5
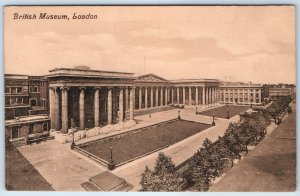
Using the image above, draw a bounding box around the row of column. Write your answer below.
[172,86,218,106]
[134,86,219,110]
[136,86,170,110]
[49,86,135,133]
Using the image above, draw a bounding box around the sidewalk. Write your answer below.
[209,104,296,192]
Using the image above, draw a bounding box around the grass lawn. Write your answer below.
[81,119,211,165]
[5,147,54,191]
[199,105,250,119]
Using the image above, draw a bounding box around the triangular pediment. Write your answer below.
[137,73,168,83]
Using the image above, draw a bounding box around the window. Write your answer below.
[30,99,37,107]
[16,98,23,104]
[12,127,19,139]
[43,123,48,131]
[41,82,45,87]
[29,86,33,92]
[34,86,39,92]
[41,99,46,108]
[17,87,22,93]
[5,87,10,94]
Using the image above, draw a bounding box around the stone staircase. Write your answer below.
[81,171,133,192]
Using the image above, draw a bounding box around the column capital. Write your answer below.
[79,87,86,91]
[60,86,70,91]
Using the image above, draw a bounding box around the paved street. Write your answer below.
[209,103,296,192]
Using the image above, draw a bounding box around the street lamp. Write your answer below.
[227,108,230,119]
[212,114,215,126]
[70,130,76,149]
[108,146,115,170]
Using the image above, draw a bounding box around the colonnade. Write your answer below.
[49,86,135,133]
[171,86,218,106]
[134,85,219,110]
[49,85,220,133]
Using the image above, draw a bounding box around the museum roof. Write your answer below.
[170,79,220,83]
[47,67,136,79]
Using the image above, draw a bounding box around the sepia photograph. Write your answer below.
[4,5,296,192]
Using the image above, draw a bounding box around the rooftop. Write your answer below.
[47,68,136,79]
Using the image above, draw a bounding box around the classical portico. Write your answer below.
[48,68,136,133]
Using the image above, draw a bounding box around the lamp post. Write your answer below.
[70,130,75,149]
[212,114,215,126]
[108,146,115,170]
[227,108,230,119]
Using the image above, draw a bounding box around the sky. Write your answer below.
[4,6,296,84]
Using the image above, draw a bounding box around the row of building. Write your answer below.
[5,67,296,143]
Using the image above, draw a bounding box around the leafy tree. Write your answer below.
[140,152,183,191]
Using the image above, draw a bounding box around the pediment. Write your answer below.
[137,73,168,83]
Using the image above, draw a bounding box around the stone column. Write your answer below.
[150,86,153,108]
[160,87,163,106]
[165,87,168,105]
[212,87,215,104]
[206,87,209,105]
[54,88,60,131]
[94,88,100,127]
[145,87,148,109]
[177,87,180,104]
[139,87,142,110]
[237,89,240,104]
[130,87,134,120]
[107,87,112,125]
[79,87,85,130]
[155,87,159,107]
[248,89,251,104]
[258,89,262,103]
[150,86,154,108]
[49,87,55,129]
[171,87,174,103]
[202,87,205,106]
[195,87,199,105]
[183,87,186,105]
[189,86,192,105]
[125,87,129,111]
[61,87,68,133]
[119,88,124,122]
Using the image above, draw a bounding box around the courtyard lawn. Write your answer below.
[5,147,54,191]
[199,105,250,119]
[81,119,211,165]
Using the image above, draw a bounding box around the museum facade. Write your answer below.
[5,67,266,140]
[47,68,220,133]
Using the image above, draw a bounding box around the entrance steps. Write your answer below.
[81,171,133,192]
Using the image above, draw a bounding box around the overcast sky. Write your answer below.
[4,6,295,84]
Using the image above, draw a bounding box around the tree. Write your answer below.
[140,152,183,191]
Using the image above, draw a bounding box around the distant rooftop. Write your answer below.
[5,74,28,80]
